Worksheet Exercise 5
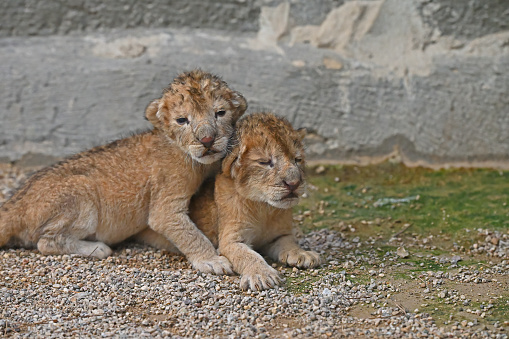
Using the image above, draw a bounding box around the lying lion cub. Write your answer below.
[0,70,247,275]
[140,112,321,289]
[194,112,321,290]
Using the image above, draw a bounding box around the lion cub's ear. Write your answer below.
[145,99,161,128]
[222,144,247,179]
[231,91,247,121]
[296,127,307,141]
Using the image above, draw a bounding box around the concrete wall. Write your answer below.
[1,0,508,168]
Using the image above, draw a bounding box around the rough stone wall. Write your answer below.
[0,0,508,168]
[0,0,261,36]
[418,0,509,40]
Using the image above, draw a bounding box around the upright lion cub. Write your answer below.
[191,112,321,290]
[0,70,246,275]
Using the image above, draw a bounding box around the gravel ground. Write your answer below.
[1,164,508,338]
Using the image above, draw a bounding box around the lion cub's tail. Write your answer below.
[0,203,21,247]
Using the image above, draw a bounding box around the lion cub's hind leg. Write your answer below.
[38,236,112,259]
[35,185,111,259]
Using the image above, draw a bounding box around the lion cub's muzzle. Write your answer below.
[273,167,304,206]
[199,135,219,156]
[200,136,215,149]
[195,123,217,148]
[189,122,228,164]
[283,179,300,192]
[280,178,299,198]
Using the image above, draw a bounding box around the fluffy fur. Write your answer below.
[0,70,247,275]
[138,113,321,290]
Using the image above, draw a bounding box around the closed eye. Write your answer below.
[215,110,226,118]
[258,159,274,167]
[295,158,302,163]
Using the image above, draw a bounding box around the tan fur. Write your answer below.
[0,70,247,275]
[140,113,320,290]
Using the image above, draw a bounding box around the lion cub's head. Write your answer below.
[145,70,247,164]
[223,112,306,209]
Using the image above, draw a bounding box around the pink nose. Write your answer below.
[200,136,215,148]
[283,180,300,192]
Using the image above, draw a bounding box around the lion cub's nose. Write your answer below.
[200,136,215,148]
[283,180,300,192]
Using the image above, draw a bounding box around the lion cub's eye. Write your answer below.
[215,110,226,118]
[176,117,189,125]
[295,158,303,163]
[258,159,274,167]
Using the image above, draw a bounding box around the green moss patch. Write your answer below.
[296,163,509,243]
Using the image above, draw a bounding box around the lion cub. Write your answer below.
[0,70,247,275]
[191,112,321,290]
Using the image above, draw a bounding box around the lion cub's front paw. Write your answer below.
[191,255,234,275]
[240,265,282,291]
[281,249,321,269]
